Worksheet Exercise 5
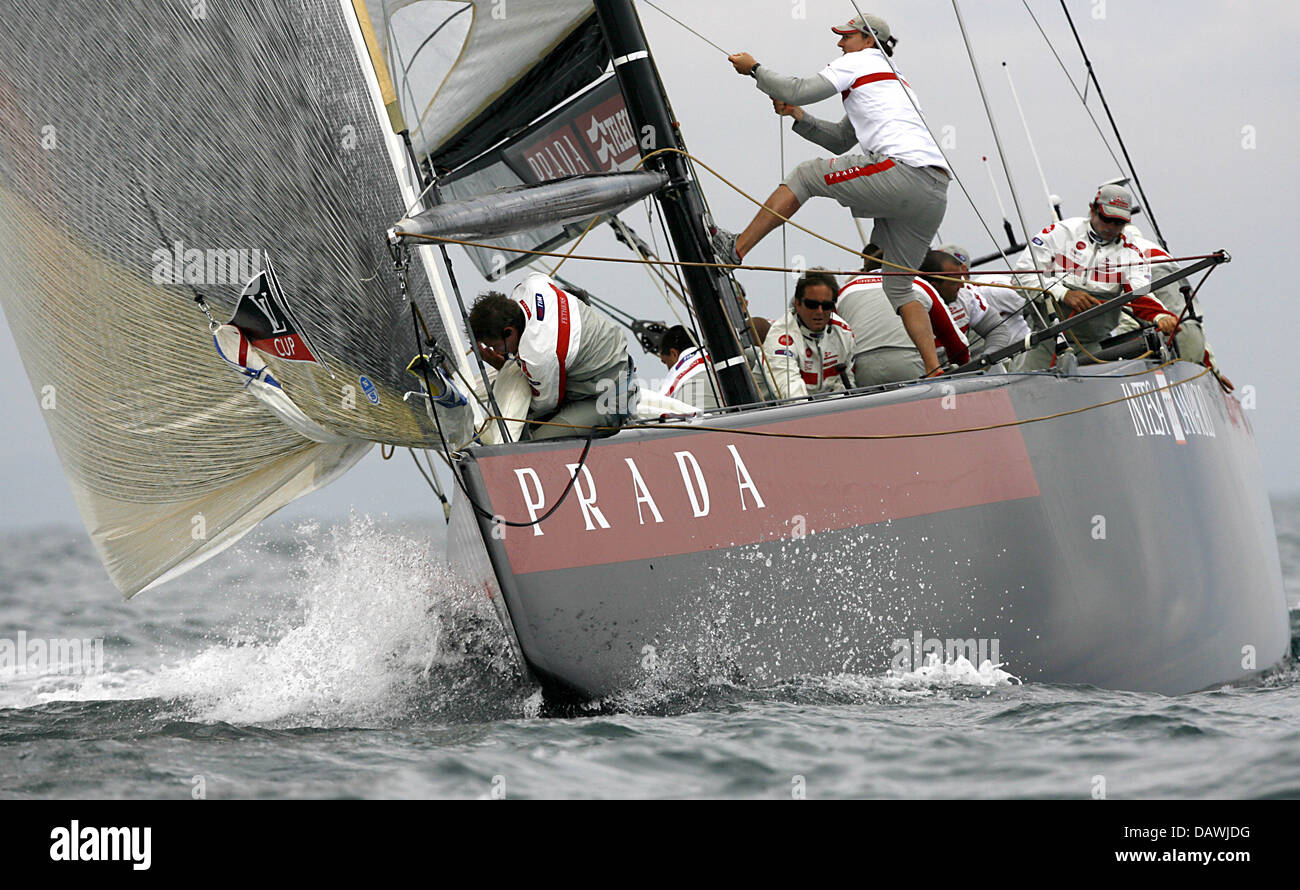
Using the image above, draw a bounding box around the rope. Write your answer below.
[641,0,730,56]
[396,146,1046,295]
[475,363,1211,442]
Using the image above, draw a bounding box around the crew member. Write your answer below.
[469,271,636,439]
[657,325,720,411]
[930,244,1030,360]
[1012,184,1179,370]
[764,270,856,398]
[715,13,949,375]
[838,248,969,385]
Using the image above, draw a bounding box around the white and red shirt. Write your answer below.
[836,275,970,366]
[509,272,628,414]
[1121,226,1216,367]
[1013,217,1176,342]
[818,48,948,173]
[764,310,856,398]
[950,277,1031,358]
[658,345,719,410]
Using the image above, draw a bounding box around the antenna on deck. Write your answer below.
[1002,62,1059,222]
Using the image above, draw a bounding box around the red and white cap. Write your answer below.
[1093,183,1134,221]
[832,13,891,44]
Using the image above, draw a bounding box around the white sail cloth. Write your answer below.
[362,0,597,159]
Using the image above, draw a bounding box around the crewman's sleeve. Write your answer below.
[753,67,838,105]
[764,328,809,399]
[1122,246,1151,297]
[1129,295,1178,322]
[1013,226,1071,309]
[791,113,858,154]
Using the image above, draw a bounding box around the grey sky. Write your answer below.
[1,0,1297,535]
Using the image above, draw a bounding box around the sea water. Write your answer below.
[0,500,1296,799]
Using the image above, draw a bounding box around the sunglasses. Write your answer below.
[1095,210,1127,225]
[801,298,836,311]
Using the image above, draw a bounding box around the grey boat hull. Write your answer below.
[446,359,1290,700]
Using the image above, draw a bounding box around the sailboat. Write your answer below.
[0,0,1288,702]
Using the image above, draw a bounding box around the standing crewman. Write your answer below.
[713,12,950,376]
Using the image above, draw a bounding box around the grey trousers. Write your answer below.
[786,152,949,310]
[529,398,624,440]
[528,360,640,440]
[853,347,925,386]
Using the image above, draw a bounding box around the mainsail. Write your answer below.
[358,1,659,280]
[0,0,458,595]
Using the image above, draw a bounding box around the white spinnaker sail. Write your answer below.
[0,0,472,596]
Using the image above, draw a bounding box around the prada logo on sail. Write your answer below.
[583,97,638,170]
[150,240,263,285]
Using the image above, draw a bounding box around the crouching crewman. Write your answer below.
[469,271,637,440]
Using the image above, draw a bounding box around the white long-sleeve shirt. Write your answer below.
[658,345,720,411]
[1013,217,1173,343]
[957,275,1030,358]
[754,48,947,172]
[509,272,629,415]
[764,310,856,399]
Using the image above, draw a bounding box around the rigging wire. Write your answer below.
[1057,0,1168,250]
[779,115,789,303]
[1020,0,1127,180]
[640,1,730,56]
[406,447,451,521]
[1002,62,1057,221]
[947,0,1053,330]
[610,216,691,329]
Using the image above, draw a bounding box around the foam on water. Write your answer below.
[7,516,529,726]
[884,652,1021,688]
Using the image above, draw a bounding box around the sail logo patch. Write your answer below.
[228,258,323,366]
[359,375,380,405]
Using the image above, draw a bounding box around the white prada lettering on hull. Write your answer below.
[674,450,710,518]
[515,467,546,536]
[566,463,610,530]
[508,445,768,534]
[727,444,766,510]
[624,458,664,525]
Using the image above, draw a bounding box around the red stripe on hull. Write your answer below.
[476,389,1041,574]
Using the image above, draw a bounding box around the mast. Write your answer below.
[593,0,760,406]
[1059,0,1168,250]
